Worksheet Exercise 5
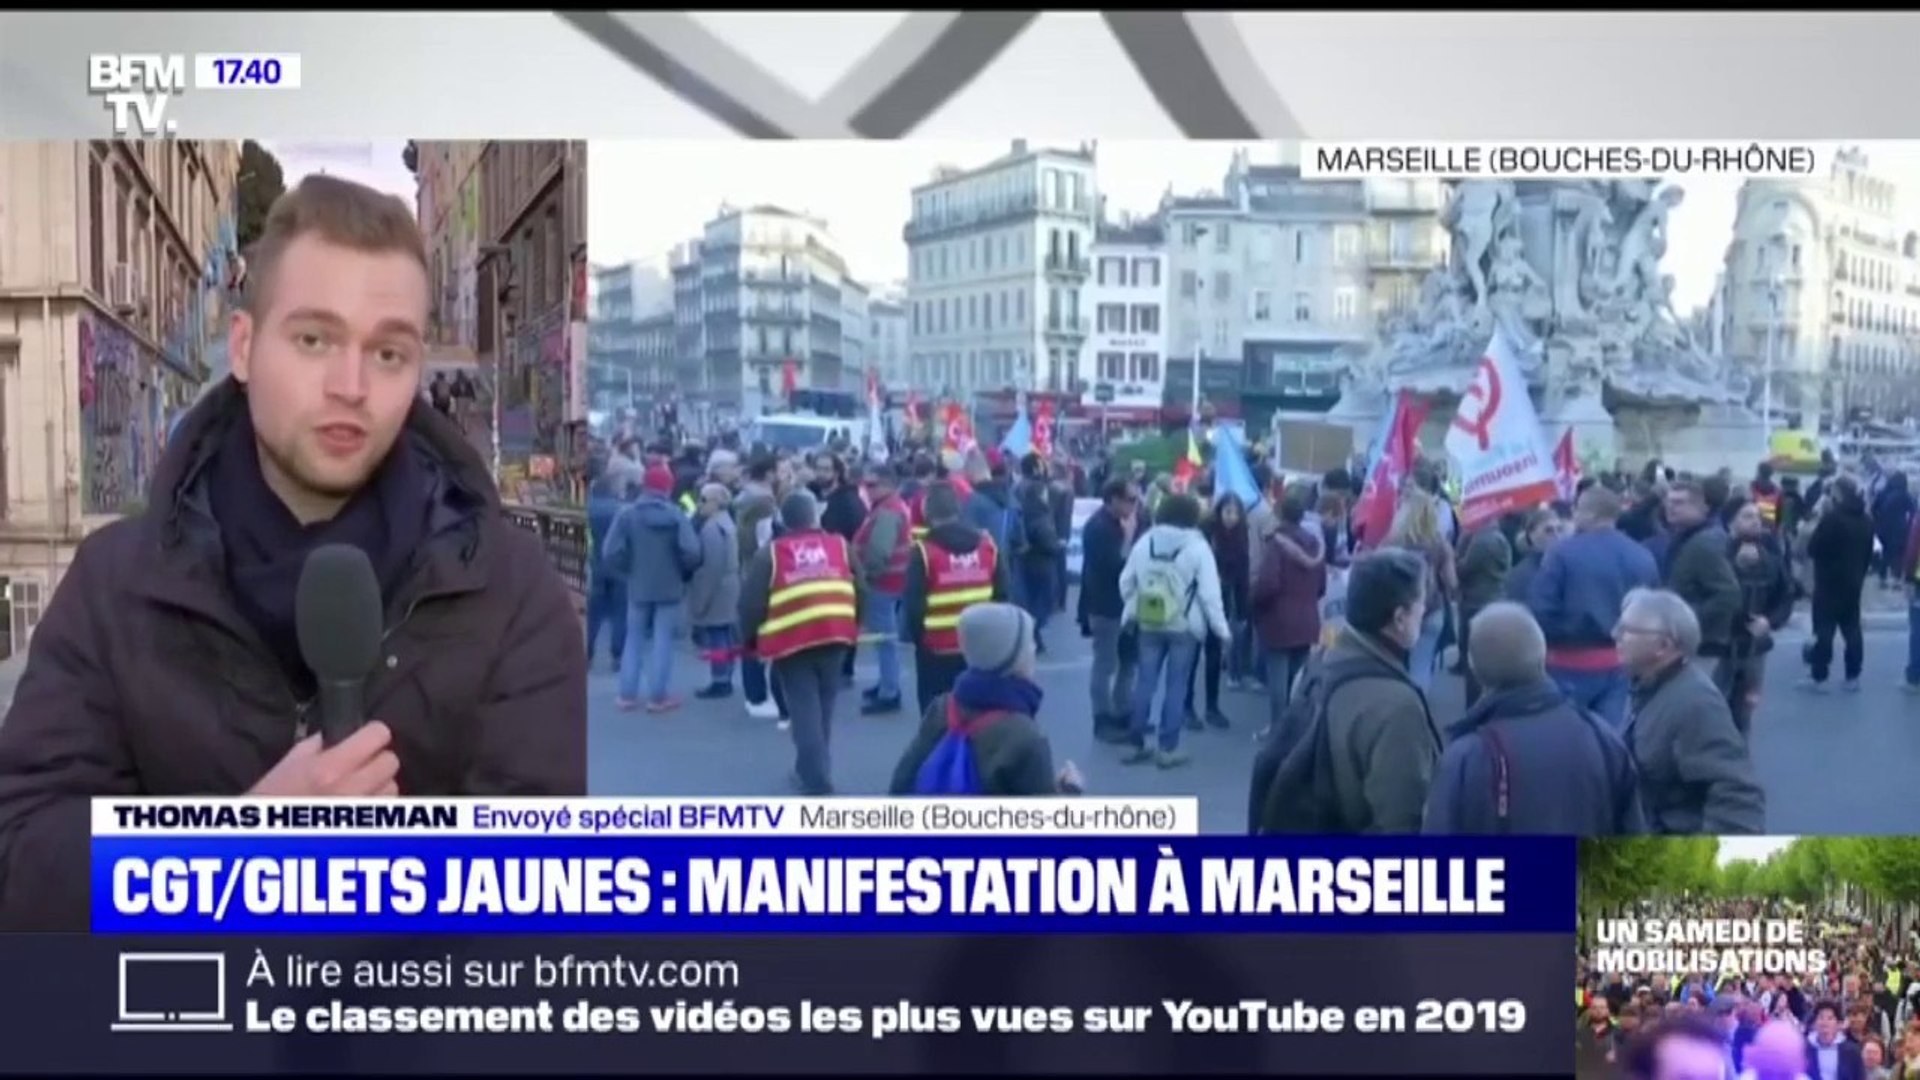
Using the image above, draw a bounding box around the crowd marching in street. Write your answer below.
[578,402,1920,827]
[1584,898,1920,1079]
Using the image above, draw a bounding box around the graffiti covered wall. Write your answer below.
[78,313,170,514]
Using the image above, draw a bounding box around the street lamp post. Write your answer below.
[1191,226,1209,432]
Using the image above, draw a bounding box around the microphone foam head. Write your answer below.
[295,543,385,681]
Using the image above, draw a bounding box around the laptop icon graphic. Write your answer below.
[111,952,234,1033]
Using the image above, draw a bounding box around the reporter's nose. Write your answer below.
[322,353,370,405]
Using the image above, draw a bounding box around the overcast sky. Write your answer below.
[1716,837,1794,866]
[262,139,416,204]
[590,140,1920,314]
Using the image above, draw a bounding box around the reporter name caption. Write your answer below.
[233,947,1530,1040]
[92,797,1199,838]
[90,807,1574,934]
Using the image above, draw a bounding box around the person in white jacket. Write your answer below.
[1118,491,1231,768]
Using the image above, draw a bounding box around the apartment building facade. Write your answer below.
[474,140,588,473]
[1161,152,1376,423]
[1724,147,1920,424]
[1081,220,1169,427]
[0,141,240,614]
[904,140,1099,400]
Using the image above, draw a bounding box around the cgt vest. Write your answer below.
[907,488,930,543]
[756,531,859,662]
[918,535,999,654]
[855,493,915,594]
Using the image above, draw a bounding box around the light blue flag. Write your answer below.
[1209,424,1262,509]
[1000,410,1033,458]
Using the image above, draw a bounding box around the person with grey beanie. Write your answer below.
[889,603,1083,795]
[738,489,863,795]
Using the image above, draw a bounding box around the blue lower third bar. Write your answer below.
[90,835,1576,935]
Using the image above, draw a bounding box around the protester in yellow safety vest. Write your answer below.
[1749,462,1783,529]
[737,491,863,795]
[902,481,1012,715]
[678,490,697,515]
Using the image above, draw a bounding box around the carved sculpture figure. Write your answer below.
[1365,177,1744,408]
[1440,180,1515,312]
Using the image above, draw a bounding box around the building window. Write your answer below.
[1294,291,1312,322]
[1179,270,1198,299]
[1252,291,1272,322]
[1213,271,1231,301]
[1099,256,1126,286]
[1014,290,1025,323]
[1214,224,1231,252]
[1334,288,1357,323]
[1335,226,1359,264]
[1098,303,1128,333]
[1129,352,1160,383]
[1294,229,1307,264]
[1098,351,1126,381]
[1182,222,1204,248]
[1132,257,1159,288]
[1131,305,1160,334]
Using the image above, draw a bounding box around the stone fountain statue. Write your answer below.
[1334,177,1760,471]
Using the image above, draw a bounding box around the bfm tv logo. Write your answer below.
[88,55,187,137]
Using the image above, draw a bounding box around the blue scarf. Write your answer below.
[951,669,1044,718]
[209,407,428,690]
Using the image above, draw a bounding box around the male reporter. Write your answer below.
[0,175,586,931]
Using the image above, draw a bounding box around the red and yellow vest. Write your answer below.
[855,493,915,594]
[755,531,859,662]
[918,535,999,655]
[907,488,930,543]
[1750,484,1780,527]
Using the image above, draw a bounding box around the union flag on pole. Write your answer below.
[1032,398,1056,459]
[1553,429,1582,503]
[1443,327,1560,530]
[1172,429,1203,491]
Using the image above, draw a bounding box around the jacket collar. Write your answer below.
[133,377,499,619]
[1447,677,1566,738]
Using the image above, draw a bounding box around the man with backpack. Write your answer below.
[903,481,1014,716]
[1248,548,1440,833]
[1421,602,1647,834]
[888,603,1083,796]
[739,490,863,796]
[1117,492,1230,769]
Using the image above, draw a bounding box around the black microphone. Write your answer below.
[295,543,385,747]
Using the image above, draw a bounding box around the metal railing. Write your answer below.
[502,503,590,604]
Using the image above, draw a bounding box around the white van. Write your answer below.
[745,413,869,454]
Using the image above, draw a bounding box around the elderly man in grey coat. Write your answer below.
[1616,587,1766,835]
[687,482,743,699]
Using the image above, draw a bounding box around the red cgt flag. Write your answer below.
[1354,391,1429,549]
[1553,428,1581,502]
[781,358,798,401]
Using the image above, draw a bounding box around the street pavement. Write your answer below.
[587,593,1920,836]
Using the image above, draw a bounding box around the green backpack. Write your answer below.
[1134,540,1195,632]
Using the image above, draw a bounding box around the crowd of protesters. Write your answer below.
[576,416,1916,826]
[1584,897,1920,1078]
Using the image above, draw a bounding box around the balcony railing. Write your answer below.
[1044,253,1090,277]
[742,269,806,288]
[1045,317,1089,337]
